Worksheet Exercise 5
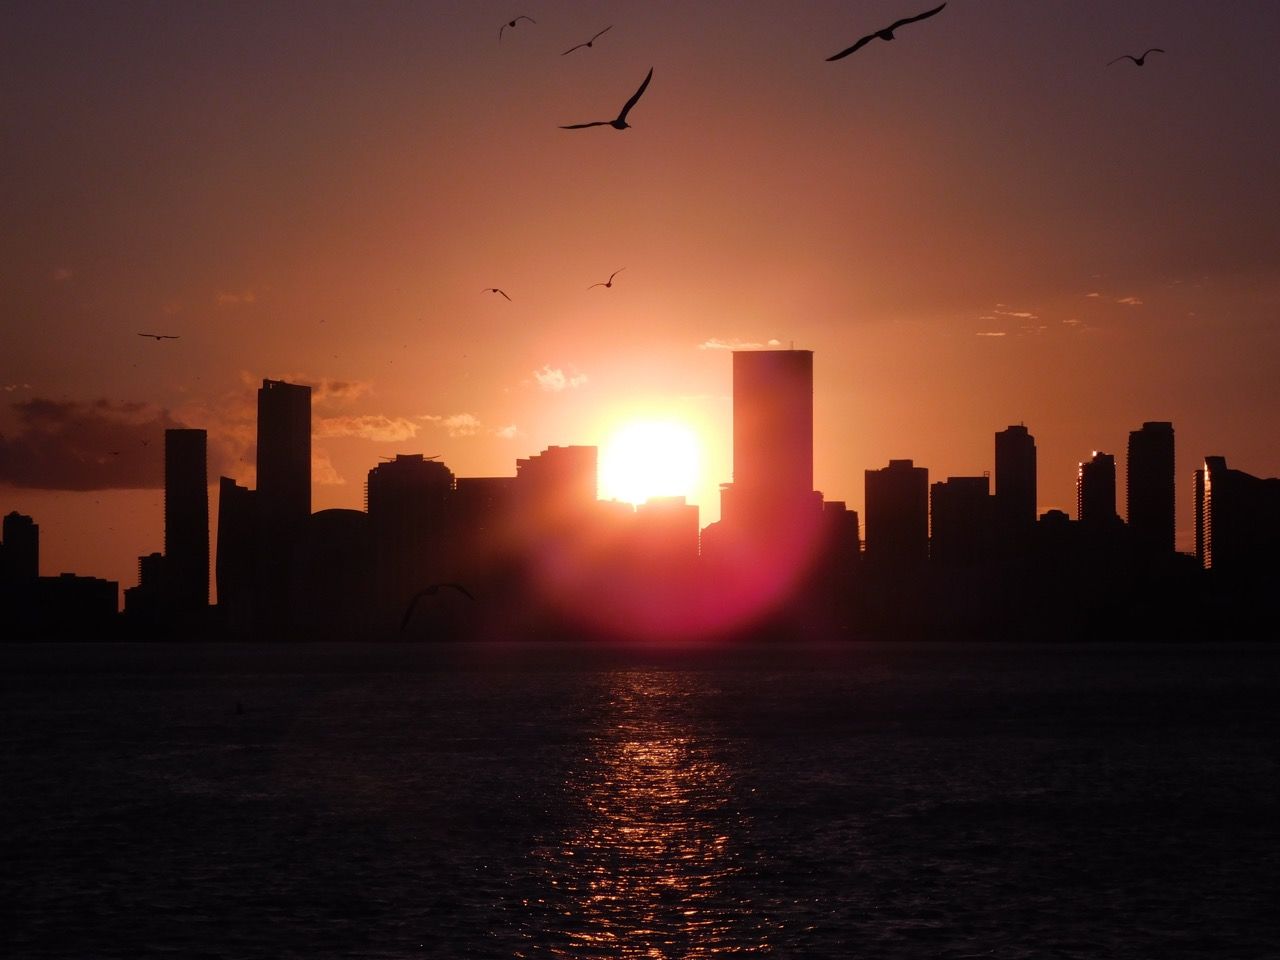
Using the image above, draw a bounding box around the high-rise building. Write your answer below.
[1077,452,1118,527]
[1198,456,1280,572]
[164,428,209,612]
[1126,421,1175,556]
[366,454,456,609]
[1,511,39,582]
[930,475,992,565]
[731,349,813,498]
[215,477,257,634]
[635,496,700,565]
[516,445,598,517]
[256,379,311,527]
[994,424,1036,533]
[865,459,929,566]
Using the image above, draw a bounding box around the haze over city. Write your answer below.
[3,0,1278,592]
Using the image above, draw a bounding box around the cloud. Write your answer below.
[315,414,419,442]
[216,290,257,306]
[1085,292,1102,298]
[420,413,483,437]
[1116,296,1143,306]
[3,383,32,392]
[495,424,518,439]
[698,337,782,351]
[247,373,372,407]
[994,309,1038,319]
[975,331,1007,337]
[311,449,344,486]
[53,267,73,282]
[0,397,215,490]
[533,365,588,392]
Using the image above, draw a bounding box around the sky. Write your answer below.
[2,0,1279,592]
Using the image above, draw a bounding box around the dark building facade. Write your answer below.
[1077,452,1118,527]
[732,349,813,498]
[257,379,311,526]
[930,475,992,565]
[1,511,39,582]
[994,424,1036,545]
[367,454,456,616]
[1127,421,1175,556]
[164,428,209,613]
[215,477,257,634]
[865,459,929,566]
[1198,456,1280,572]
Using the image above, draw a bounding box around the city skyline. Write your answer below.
[2,1,1279,592]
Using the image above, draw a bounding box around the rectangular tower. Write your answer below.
[994,424,1036,531]
[1077,451,1118,526]
[164,428,209,612]
[256,379,311,527]
[1126,421,1175,555]
[865,459,929,566]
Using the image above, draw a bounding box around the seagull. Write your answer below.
[1107,48,1164,66]
[827,2,946,60]
[589,268,625,290]
[400,583,478,631]
[499,15,534,40]
[562,25,612,56]
[483,287,512,301]
[561,67,653,130]
[137,332,180,340]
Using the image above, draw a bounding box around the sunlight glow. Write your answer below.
[599,420,700,505]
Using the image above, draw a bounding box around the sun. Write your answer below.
[599,420,701,505]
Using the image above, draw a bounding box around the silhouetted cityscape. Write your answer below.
[2,351,1277,641]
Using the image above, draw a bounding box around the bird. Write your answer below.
[400,583,477,632]
[483,287,512,301]
[826,2,946,60]
[137,332,180,340]
[1107,48,1164,66]
[561,67,653,130]
[588,268,625,290]
[562,25,612,56]
[499,15,534,40]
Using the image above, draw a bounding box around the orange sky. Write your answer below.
[3,1,1279,591]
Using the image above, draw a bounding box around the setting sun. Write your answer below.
[599,420,701,505]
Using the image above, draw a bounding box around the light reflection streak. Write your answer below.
[520,671,772,957]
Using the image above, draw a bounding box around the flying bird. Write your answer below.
[826,2,947,61]
[561,67,653,130]
[1107,48,1164,66]
[483,287,512,301]
[499,15,534,40]
[400,583,478,632]
[137,332,180,340]
[588,268,625,290]
[562,25,612,56]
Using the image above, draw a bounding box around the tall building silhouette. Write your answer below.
[1077,452,1118,527]
[995,424,1036,534]
[516,445,598,525]
[733,349,813,492]
[164,428,209,613]
[367,454,456,614]
[865,459,929,566]
[1198,456,1280,572]
[257,379,311,526]
[930,475,992,565]
[215,477,256,634]
[1,511,39,582]
[1126,421,1175,556]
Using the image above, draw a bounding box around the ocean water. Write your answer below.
[3,640,1278,959]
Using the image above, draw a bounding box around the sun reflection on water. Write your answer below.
[520,671,772,957]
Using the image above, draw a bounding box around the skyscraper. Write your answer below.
[731,349,813,499]
[256,379,311,527]
[1198,456,1280,572]
[994,424,1036,533]
[1077,452,1118,527]
[1127,421,1175,556]
[367,454,456,611]
[930,475,992,565]
[164,428,209,612]
[865,459,929,566]
[1,511,39,582]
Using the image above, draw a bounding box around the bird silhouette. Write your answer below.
[483,287,512,301]
[561,67,653,130]
[1108,48,1164,66]
[827,2,946,60]
[588,268,625,290]
[137,332,180,340]
[499,15,534,40]
[400,583,478,631]
[562,25,612,56]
